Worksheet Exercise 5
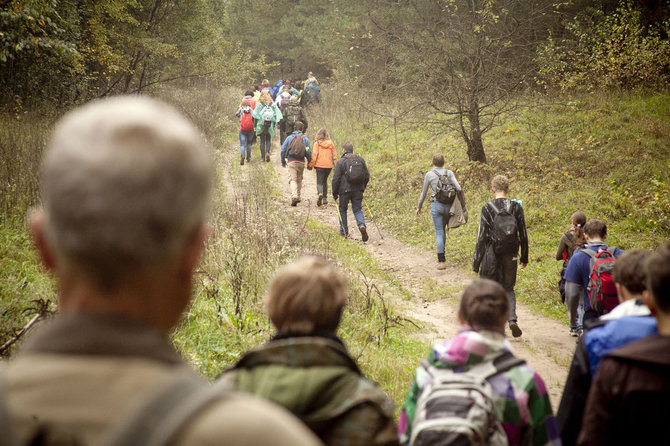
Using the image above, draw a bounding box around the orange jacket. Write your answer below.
[308,139,338,169]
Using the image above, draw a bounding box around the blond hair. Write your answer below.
[491,175,509,193]
[265,256,347,334]
[259,91,272,104]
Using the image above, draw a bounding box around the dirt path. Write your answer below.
[250,140,574,407]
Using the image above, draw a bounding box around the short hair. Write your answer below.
[265,256,347,334]
[244,89,253,97]
[613,249,651,294]
[294,121,304,132]
[584,219,607,238]
[646,243,670,313]
[432,154,445,167]
[343,142,354,153]
[491,175,509,193]
[262,79,269,85]
[41,96,213,291]
[458,279,509,331]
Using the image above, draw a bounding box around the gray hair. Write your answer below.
[41,96,214,290]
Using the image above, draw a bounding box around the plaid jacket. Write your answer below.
[398,327,561,446]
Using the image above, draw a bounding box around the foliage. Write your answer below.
[537,0,670,91]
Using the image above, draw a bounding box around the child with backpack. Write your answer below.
[307,128,338,208]
[398,279,560,446]
[252,91,283,162]
[556,211,587,336]
[235,99,255,165]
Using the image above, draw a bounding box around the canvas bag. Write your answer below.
[287,134,307,159]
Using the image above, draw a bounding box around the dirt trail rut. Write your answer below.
[244,141,575,407]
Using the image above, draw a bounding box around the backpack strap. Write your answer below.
[102,370,225,446]
[420,351,525,383]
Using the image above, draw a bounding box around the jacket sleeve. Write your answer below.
[281,135,292,163]
[417,172,431,210]
[273,103,283,122]
[332,160,343,196]
[447,170,461,191]
[525,372,561,446]
[307,142,319,169]
[325,404,399,446]
[362,157,370,188]
[557,338,592,446]
[516,203,529,264]
[556,234,570,261]
[473,204,491,273]
[304,136,312,163]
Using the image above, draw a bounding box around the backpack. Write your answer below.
[344,155,366,185]
[286,105,300,126]
[584,248,619,315]
[411,352,524,446]
[433,169,457,205]
[489,201,519,257]
[259,104,275,125]
[287,134,307,159]
[239,110,254,132]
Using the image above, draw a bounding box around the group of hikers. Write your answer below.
[1,95,668,446]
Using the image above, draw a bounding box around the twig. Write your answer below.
[0,314,42,355]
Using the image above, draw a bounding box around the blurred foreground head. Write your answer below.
[33,96,213,327]
[265,256,347,335]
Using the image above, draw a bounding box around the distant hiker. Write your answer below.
[241,89,257,109]
[398,279,560,446]
[271,79,284,100]
[416,154,467,270]
[276,86,291,111]
[556,211,587,336]
[306,71,319,86]
[281,121,311,206]
[558,249,656,446]
[563,219,624,324]
[472,175,528,338]
[576,244,670,446]
[0,96,320,446]
[235,98,255,165]
[260,79,272,95]
[252,91,283,162]
[281,95,308,143]
[307,128,338,208]
[216,255,399,446]
[302,79,321,106]
[331,142,370,241]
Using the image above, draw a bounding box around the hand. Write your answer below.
[307,166,313,170]
[520,263,527,269]
[416,208,421,216]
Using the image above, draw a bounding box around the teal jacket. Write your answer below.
[252,101,283,136]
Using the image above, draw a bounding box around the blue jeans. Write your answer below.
[239,130,254,161]
[430,201,451,255]
[259,133,271,159]
[338,191,365,235]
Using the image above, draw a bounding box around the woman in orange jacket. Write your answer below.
[308,128,338,207]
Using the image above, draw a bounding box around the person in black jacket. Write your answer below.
[472,175,528,338]
[331,142,370,241]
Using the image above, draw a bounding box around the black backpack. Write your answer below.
[489,201,519,256]
[344,155,366,184]
[433,169,456,205]
[287,134,307,159]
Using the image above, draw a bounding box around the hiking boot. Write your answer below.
[317,195,323,207]
[265,154,270,162]
[437,262,447,270]
[509,321,522,338]
[290,198,299,207]
[359,225,368,242]
[240,156,244,166]
[569,328,579,337]
[322,198,328,206]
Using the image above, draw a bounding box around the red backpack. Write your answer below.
[584,248,619,315]
[239,111,254,131]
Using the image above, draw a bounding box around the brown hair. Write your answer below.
[342,142,354,153]
[432,154,445,167]
[571,211,587,247]
[294,121,304,132]
[316,128,329,141]
[458,279,509,331]
[646,243,670,313]
[265,255,347,334]
[491,175,509,193]
[613,249,651,294]
[584,219,607,239]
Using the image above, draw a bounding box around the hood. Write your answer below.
[317,139,336,151]
[429,326,512,371]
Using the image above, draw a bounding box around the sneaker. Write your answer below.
[577,329,584,337]
[317,195,323,207]
[322,199,328,206]
[290,198,299,207]
[240,157,244,166]
[569,328,579,337]
[359,225,368,242]
[265,154,270,162]
[437,262,447,270]
[509,321,522,338]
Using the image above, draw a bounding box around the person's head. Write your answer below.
[316,128,329,140]
[342,142,354,154]
[571,211,587,246]
[31,96,213,331]
[241,98,250,108]
[244,89,253,97]
[265,255,347,335]
[262,79,270,87]
[613,249,651,302]
[644,244,670,317]
[458,279,509,332]
[294,121,304,132]
[432,154,445,167]
[259,91,272,104]
[490,175,509,194]
[308,71,313,77]
[584,219,607,241]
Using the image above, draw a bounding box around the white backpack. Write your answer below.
[411,352,524,446]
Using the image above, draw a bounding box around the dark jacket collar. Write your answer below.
[607,334,670,367]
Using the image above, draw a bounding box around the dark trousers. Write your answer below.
[338,190,365,236]
[496,255,518,322]
[315,168,331,197]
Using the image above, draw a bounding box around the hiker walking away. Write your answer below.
[271,79,284,100]
[416,154,467,270]
[281,121,311,206]
[563,218,624,326]
[472,175,528,338]
[307,128,338,208]
[260,79,272,95]
[576,244,670,446]
[276,87,292,144]
[241,89,257,110]
[306,71,319,86]
[398,279,560,446]
[0,96,320,446]
[556,211,587,336]
[217,255,399,446]
[281,95,308,145]
[558,249,656,446]
[235,99,256,166]
[331,142,370,241]
[252,91,282,162]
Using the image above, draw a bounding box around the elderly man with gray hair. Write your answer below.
[0,96,320,446]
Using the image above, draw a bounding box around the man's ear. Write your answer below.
[643,289,656,316]
[29,209,56,271]
[180,224,211,281]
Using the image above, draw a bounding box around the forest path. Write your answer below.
[248,138,574,408]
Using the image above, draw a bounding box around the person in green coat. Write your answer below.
[216,255,399,446]
[252,90,283,162]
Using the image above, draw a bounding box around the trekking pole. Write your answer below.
[334,198,345,236]
[363,198,383,240]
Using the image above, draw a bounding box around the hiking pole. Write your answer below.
[363,198,383,240]
[334,197,345,236]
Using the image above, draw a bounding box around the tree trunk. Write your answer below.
[466,133,487,163]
